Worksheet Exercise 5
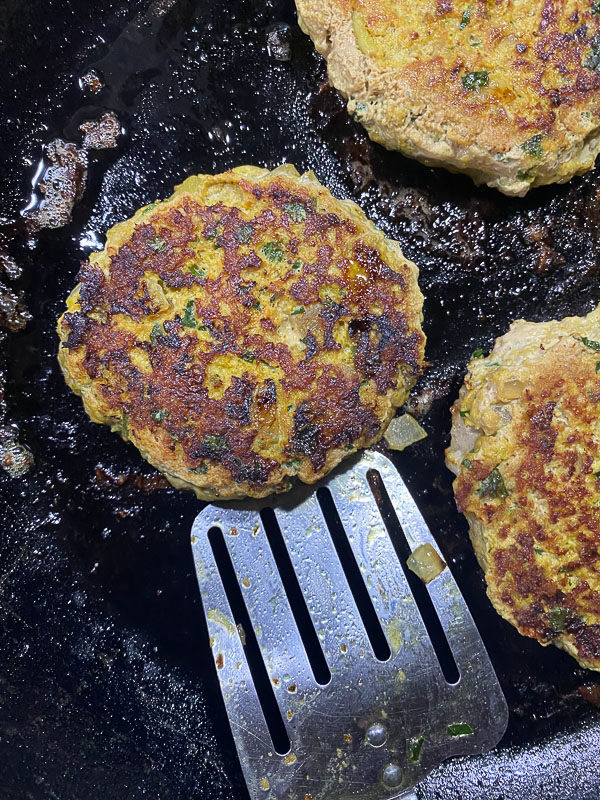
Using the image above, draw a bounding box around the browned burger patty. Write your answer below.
[447,308,600,670]
[296,0,600,196]
[58,165,425,500]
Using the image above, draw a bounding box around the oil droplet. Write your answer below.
[283,753,297,766]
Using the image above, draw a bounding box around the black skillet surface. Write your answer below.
[1,1,600,797]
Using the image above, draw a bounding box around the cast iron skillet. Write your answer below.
[1,1,600,797]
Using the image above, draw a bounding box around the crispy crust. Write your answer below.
[58,165,425,500]
[446,307,600,670]
[296,0,600,196]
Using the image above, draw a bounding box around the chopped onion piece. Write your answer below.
[407,543,446,584]
[384,414,427,451]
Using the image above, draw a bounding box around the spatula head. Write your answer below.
[191,451,508,799]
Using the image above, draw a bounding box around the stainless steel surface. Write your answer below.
[190,450,508,799]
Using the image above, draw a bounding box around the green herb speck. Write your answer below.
[593,0,600,15]
[578,336,600,351]
[584,34,600,70]
[235,223,254,244]
[182,299,197,328]
[462,458,473,470]
[284,458,302,471]
[262,241,284,262]
[252,300,262,311]
[548,606,569,632]
[203,434,228,455]
[291,260,303,271]
[534,547,545,555]
[291,306,305,315]
[462,70,489,90]
[447,723,473,737]
[148,235,167,253]
[150,322,164,345]
[521,134,543,159]
[408,737,424,762]
[189,265,206,278]
[241,352,255,363]
[459,9,470,28]
[477,467,508,499]
[283,201,308,223]
[516,169,533,182]
[141,203,158,215]
[460,409,470,418]
[190,463,208,475]
[471,348,485,359]
[150,409,168,422]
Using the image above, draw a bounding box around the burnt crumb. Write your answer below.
[78,69,104,94]
[0,281,32,332]
[23,139,88,230]
[266,24,292,61]
[80,112,121,150]
[94,465,169,493]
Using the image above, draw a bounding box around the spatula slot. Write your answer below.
[366,470,460,685]
[207,525,291,756]
[316,486,392,663]
[259,508,331,686]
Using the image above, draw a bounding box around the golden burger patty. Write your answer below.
[446,307,600,670]
[296,0,600,196]
[58,165,425,500]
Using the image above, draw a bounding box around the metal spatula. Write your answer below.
[191,450,508,799]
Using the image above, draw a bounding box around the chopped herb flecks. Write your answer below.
[460,409,470,418]
[141,203,158,215]
[593,0,600,15]
[447,723,473,737]
[521,134,543,159]
[471,348,485,359]
[262,241,284,262]
[462,458,473,470]
[477,467,508,499]
[291,260,303,271]
[283,201,308,223]
[462,70,489,90]
[189,265,206,278]
[291,306,305,315]
[150,409,168,422]
[460,9,471,28]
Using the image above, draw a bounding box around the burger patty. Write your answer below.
[446,307,600,671]
[58,165,425,500]
[296,0,600,196]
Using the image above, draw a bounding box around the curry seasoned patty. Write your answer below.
[446,307,600,670]
[58,165,425,500]
[296,0,600,196]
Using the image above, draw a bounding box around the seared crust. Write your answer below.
[446,307,600,670]
[58,165,425,500]
[296,0,600,196]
